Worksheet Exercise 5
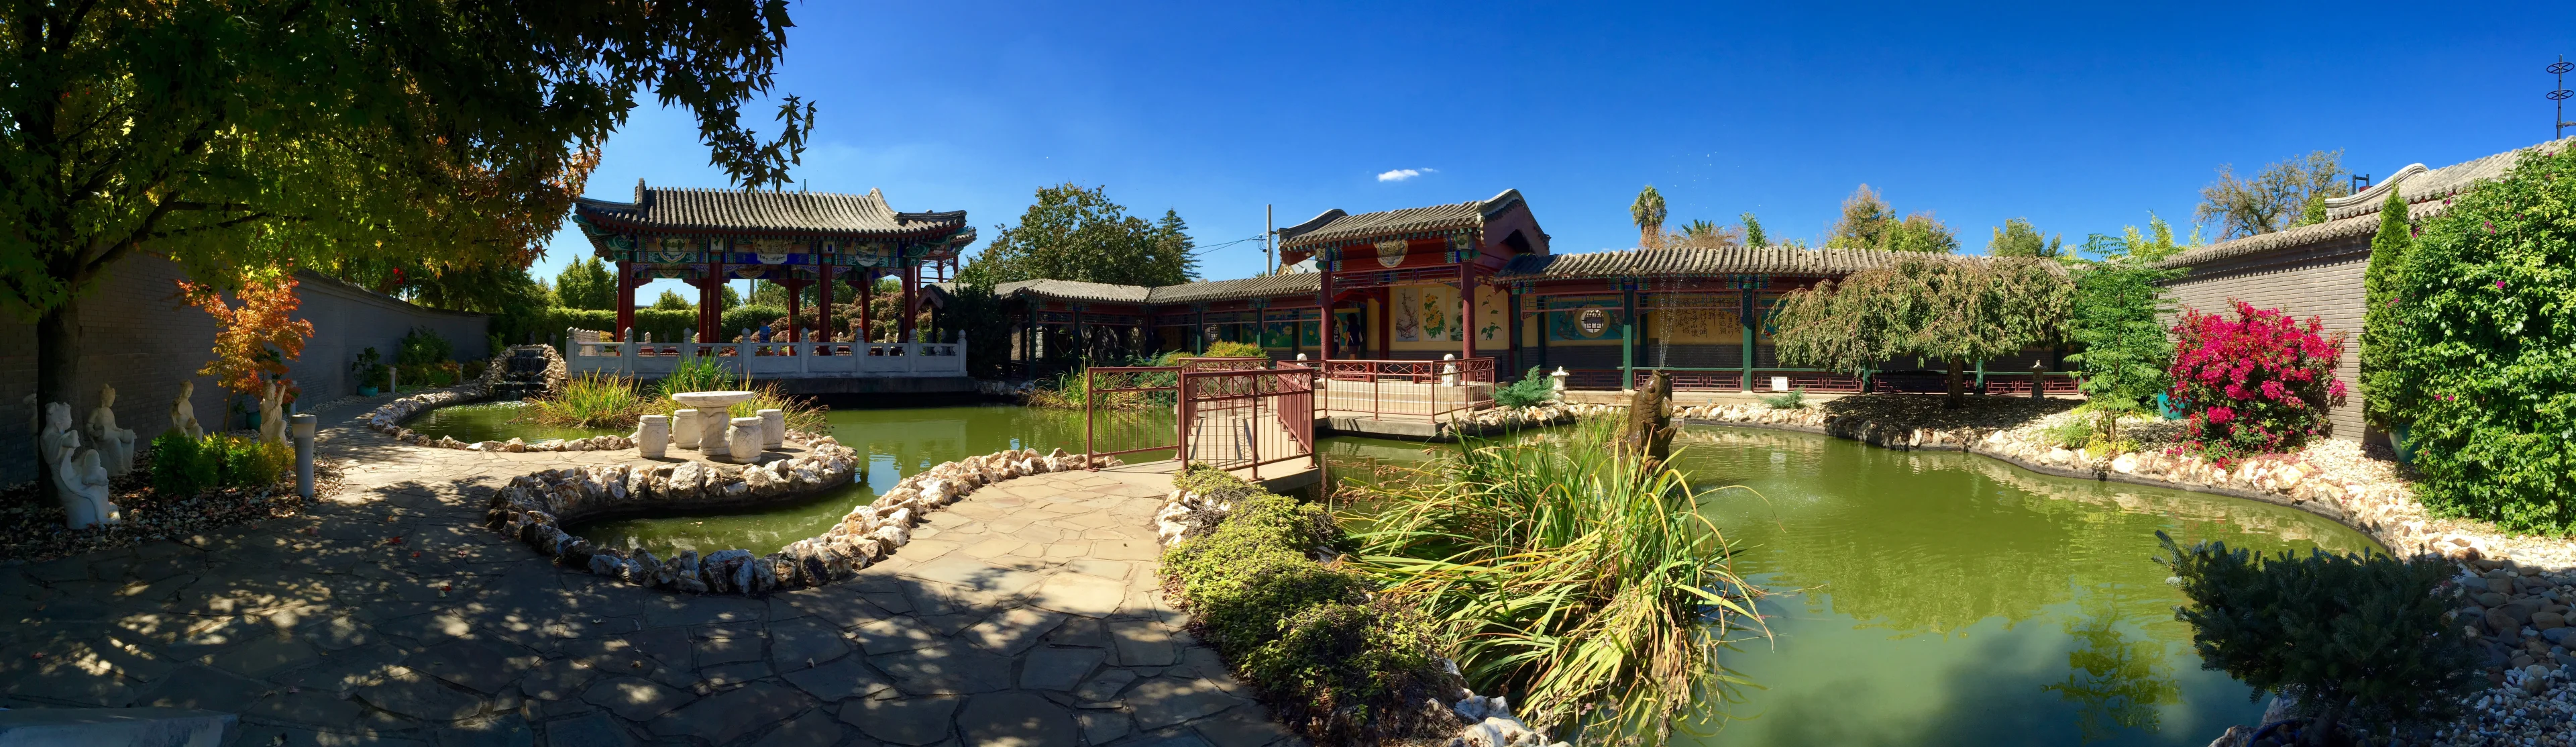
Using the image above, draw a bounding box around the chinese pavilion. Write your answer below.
[572,181,975,343]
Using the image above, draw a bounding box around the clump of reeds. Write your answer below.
[527,372,651,428]
[1024,364,1167,410]
[1348,413,1762,742]
[525,364,828,434]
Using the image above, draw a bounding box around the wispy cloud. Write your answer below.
[1375,167,1436,183]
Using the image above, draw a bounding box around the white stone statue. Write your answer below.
[635,414,671,459]
[725,417,765,463]
[43,403,118,529]
[258,380,287,448]
[86,384,136,477]
[168,381,204,439]
[672,409,702,449]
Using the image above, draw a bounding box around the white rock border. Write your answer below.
[482,445,1116,595]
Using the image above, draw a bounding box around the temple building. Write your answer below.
[979,189,2070,394]
[572,181,975,344]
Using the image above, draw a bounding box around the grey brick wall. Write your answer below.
[0,254,488,483]
[2161,234,2371,442]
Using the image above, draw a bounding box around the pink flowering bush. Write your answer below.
[2167,301,2347,462]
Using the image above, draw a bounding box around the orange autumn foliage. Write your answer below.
[178,274,315,396]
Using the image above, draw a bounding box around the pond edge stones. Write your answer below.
[483,445,1118,595]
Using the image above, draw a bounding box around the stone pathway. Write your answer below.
[0,395,1295,747]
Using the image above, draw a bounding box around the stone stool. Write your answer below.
[725,417,765,462]
[672,409,702,449]
[758,409,784,449]
[700,411,735,459]
[635,415,670,459]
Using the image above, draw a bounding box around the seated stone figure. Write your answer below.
[170,381,204,440]
[43,403,119,529]
[87,384,136,477]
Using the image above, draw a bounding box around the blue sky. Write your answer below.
[539,1,2573,300]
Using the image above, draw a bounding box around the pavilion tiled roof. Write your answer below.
[1495,246,1915,280]
[575,181,971,240]
[1277,189,1528,250]
[2155,137,2571,270]
[986,273,1326,306]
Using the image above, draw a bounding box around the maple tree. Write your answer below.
[178,271,314,397]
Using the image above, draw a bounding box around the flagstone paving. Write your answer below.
[0,395,1298,747]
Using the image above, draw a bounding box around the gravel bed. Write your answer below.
[0,439,341,562]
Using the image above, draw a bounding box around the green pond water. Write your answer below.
[415,403,2377,744]
[403,402,628,444]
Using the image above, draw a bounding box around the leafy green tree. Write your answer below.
[1630,185,1666,247]
[1988,217,2063,258]
[0,0,814,458]
[1153,209,1202,281]
[2359,190,2410,428]
[2381,142,2576,532]
[651,290,693,311]
[2157,532,2476,746]
[1741,212,1768,248]
[555,258,616,311]
[1827,185,1897,250]
[961,184,1195,287]
[1771,255,2071,408]
[1884,212,1959,254]
[2065,260,2181,407]
[2196,150,2349,239]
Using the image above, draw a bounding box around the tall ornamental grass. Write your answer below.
[1347,415,1762,742]
[528,372,651,428]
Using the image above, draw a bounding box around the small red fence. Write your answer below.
[1311,358,1497,421]
[1179,368,1316,481]
[1083,360,1318,481]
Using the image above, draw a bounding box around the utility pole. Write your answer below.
[2553,56,2575,140]
[1264,204,1275,276]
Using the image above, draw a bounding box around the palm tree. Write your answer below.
[1630,185,1667,248]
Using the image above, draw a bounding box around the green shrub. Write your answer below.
[2043,415,2095,450]
[531,372,650,429]
[2381,142,2576,532]
[148,430,215,497]
[211,435,290,489]
[396,327,453,368]
[719,304,786,340]
[1157,465,1460,745]
[2065,260,2181,404]
[1203,340,1267,358]
[1491,366,1556,409]
[1758,387,1807,409]
[2157,532,2476,744]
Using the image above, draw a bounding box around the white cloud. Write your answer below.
[1376,167,1436,183]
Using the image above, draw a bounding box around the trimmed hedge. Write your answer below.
[1158,465,1461,745]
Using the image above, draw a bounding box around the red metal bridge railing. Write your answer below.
[1177,367,1316,481]
[1309,358,1497,421]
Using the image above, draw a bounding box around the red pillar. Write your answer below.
[1318,270,1334,361]
[858,272,875,344]
[784,279,804,342]
[1376,288,1392,359]
[1460,260,1475,361]
[614,260,635,342]
[701,260,722,342]
[902,266,919,342]
[816,261,834,348]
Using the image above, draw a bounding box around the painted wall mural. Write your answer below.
[1392,285,1461,342]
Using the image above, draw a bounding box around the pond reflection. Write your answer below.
[1325,424,2375,747]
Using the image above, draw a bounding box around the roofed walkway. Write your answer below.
[0,395,1295,747]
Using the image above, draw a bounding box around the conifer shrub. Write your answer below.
[1157,464,1461,744]
[2157,532,2476,745]
[2166,301,2347,462]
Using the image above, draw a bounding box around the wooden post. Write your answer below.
[1316,268,1334,360]
[1739,282,1756,393]
[1375,289,1391,359]
[859,272,875,344]
[816,260,834,350]
[1621,287,1637,390]
[784,279,804,343]
[614,260,635,342]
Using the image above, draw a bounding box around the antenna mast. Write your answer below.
[2553,55,2575,140]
